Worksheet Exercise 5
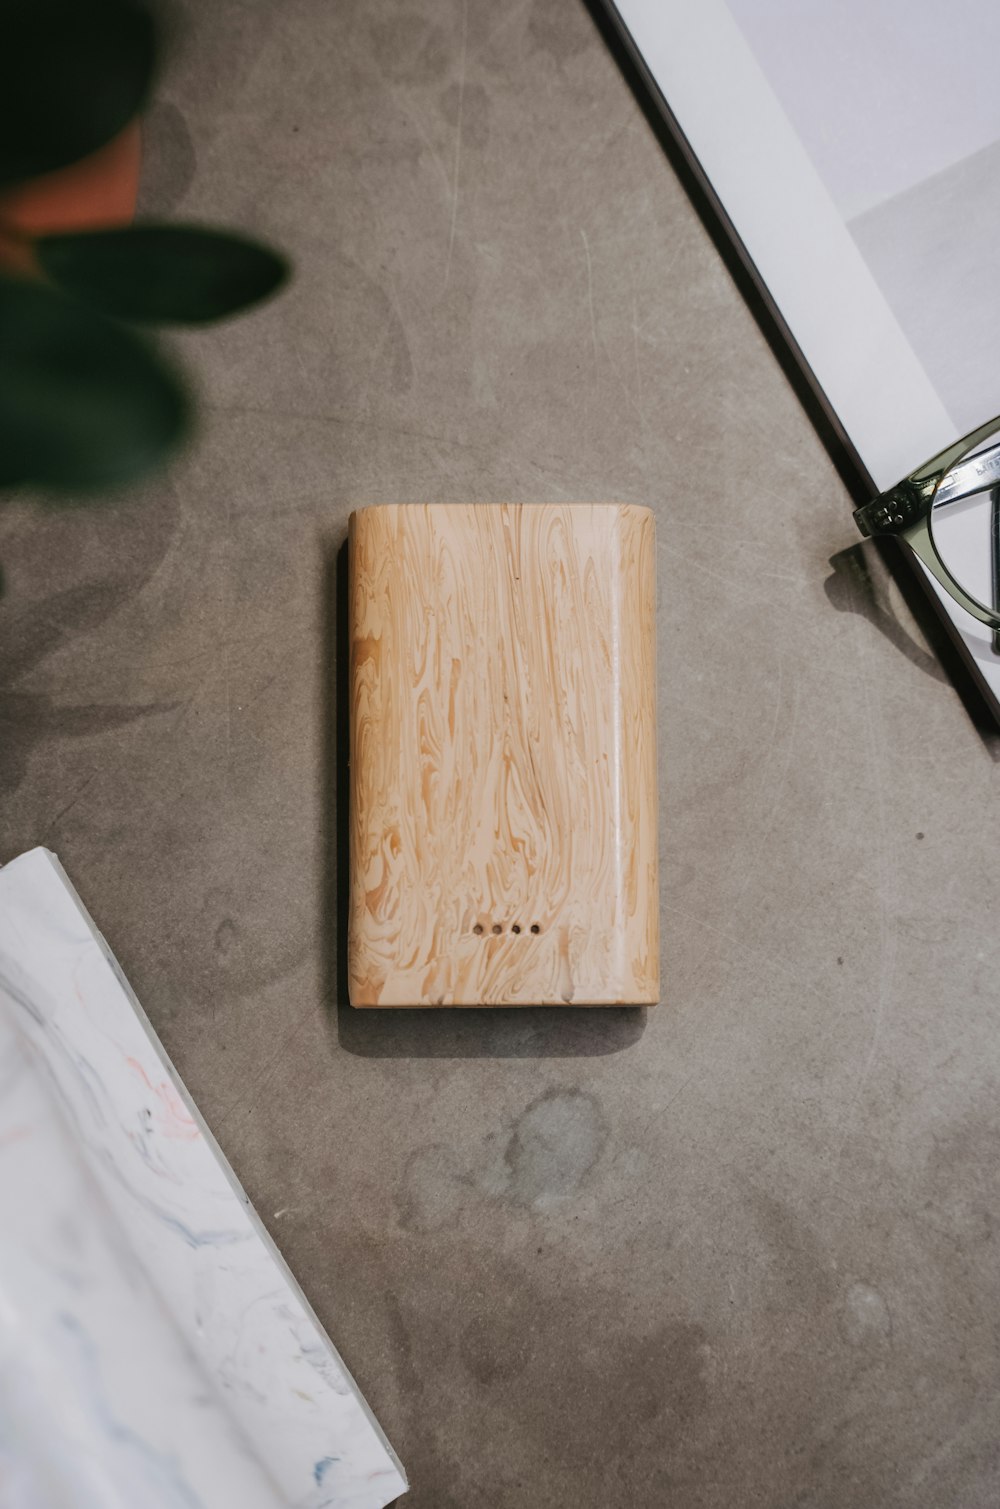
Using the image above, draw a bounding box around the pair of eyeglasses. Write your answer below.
[853,415,1000,639]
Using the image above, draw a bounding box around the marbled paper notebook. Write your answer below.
[0,847,406,1509]
[348,503,659,1008]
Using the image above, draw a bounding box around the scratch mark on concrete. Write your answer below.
[631,279,642,407]
[223,567,232,771]
[403,102,452,206]
[213,1000,316,1131]
[444,0,468,289]
[44,772,98,838]
[580,228,598,373]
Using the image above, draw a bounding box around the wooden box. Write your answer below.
[347,504,658,1006]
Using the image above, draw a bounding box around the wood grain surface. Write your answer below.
[348,503,658,1006]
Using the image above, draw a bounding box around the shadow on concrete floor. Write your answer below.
[824,540,949,685]
[321,540,647,1060]
[825,539,1000,761]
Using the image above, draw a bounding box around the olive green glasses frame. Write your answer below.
[854,414,1000,631]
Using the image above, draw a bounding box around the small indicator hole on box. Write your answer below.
[492,924,502,935]
[530,923,541,934]
[473,924,483,935]
[512,924,521,934]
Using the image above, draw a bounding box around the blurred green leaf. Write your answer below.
[0,275,189,491]
[0,0,156,184]
[38,224,290,325]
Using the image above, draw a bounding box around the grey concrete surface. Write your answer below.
[2,2,1000,1506]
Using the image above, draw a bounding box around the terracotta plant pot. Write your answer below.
[0,120,140,273]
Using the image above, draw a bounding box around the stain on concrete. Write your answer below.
[385,1293,425,1400]
[398,1143,469,1232]
[136,100,197,215]
[503,1087,609,1205]
[214,917,241,961]
[389,1240,710,1494]
[607,1322,712,1428]
[460,1306,531,1386]
[750,1192,837,1312]
[923,1111,1000,1247]
[397,1087,610,1231]
[838,1283,892,1350]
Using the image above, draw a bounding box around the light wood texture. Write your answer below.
[348,503,658,1007]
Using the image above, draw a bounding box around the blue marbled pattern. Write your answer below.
[0,848,407,1509]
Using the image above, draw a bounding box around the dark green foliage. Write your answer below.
[0,0,290,523]
[0,0,156,185]
[0,276,189,490]
[38,224,289,325]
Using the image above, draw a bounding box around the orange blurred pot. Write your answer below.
[0,121,140,273]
